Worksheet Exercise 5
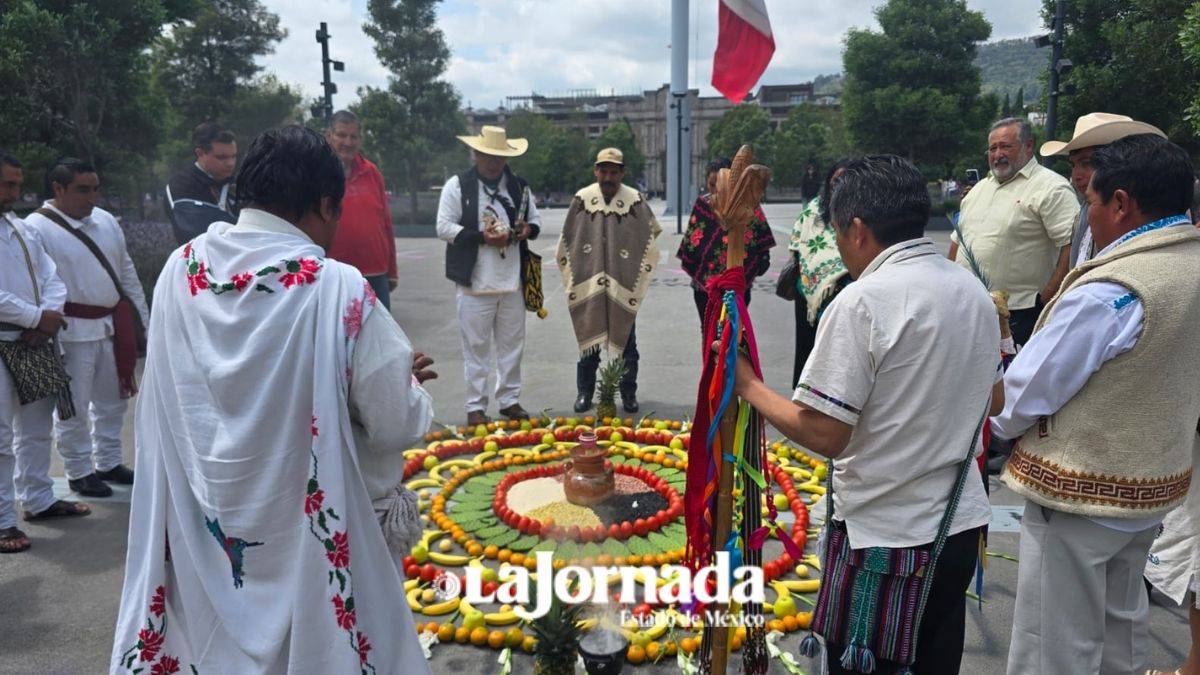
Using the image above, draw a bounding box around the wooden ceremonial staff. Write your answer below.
[705,145,770,674]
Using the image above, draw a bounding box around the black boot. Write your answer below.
[574,392,593,413]
[95,464,135,484]
[622,392,639,414]
[68,473,113,498]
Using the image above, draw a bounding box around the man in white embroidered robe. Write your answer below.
[111,126,434,673]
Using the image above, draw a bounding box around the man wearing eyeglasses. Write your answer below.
[948,117,1079,347]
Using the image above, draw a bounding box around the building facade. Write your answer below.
[462,82,839,197]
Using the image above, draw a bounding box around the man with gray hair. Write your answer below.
[949,117,1080,346]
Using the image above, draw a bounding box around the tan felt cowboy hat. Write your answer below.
[457,125,528,158]
[1039,112,1166,157]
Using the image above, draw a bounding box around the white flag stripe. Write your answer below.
[722,0,773,38]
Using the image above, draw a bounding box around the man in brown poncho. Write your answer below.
[557,148,661,414]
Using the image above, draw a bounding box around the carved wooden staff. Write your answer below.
[704,145,770,674]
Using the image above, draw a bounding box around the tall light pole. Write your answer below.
[1038,0,1073,164]
[313,22,345,126]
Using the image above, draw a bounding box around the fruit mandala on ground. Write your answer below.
[399,415,829,666]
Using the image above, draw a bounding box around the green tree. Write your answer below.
[1013,86,1025,115]
[152,0,285,124]
[1183,2,1200,137]
[0,0,186,211]
[774,105,832,187]
[363,0,465,216]
[706,104,775,165]
[503,110,567,192]
[1002,92,1012,117]
[1045,0,1200,152]
[590,120,646,186]
[841,0,993,166]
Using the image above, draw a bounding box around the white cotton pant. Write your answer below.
[0,358,57,528]
[1006,500,1159,675]
[55,338,127,478]
[456,290,525,414]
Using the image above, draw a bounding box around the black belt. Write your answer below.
[0,321,25,332]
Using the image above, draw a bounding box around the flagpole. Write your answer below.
[666,0,691,221]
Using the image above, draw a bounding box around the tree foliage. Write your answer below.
[502,110,590,193]
[841,0,993,167]
[152,0,285,124]
[0,0,183,203]
[773,105,834,187]
[706,104,775,166]
[1046,0,1200,152]
[1183,2,1200,138]
[361,0,465,215]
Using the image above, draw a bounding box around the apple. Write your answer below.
[773,494,789,510]
[411,545,429,564]
[669,437,684,451]
[773,594,798,619]
[474,424,488,438]
[463,608,486,631]
[422,455,438,471]
[541,433,555,446]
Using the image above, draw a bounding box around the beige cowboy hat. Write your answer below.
[457,125,528,158]
[1039,112,1166,157]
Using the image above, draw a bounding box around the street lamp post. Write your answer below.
[671,92,688,235]
[313,22,345,126]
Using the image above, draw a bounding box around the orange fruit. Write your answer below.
[505,627,524,648]
[782,615,799,632]
[797,611,813,629]
[663,458,676,468]
[626,645,646,664]
[671,421,682,430]
[731,635,743,650]
[509,553,525,567]
[437,623,455,642]
[645,641,661,661]
[596,554,613,566]
[655,553,670,566]
[523,556,537,571]
[679,637,698,654]
[455,626,471,644]
[552,559,566,570]
[470,627,489,646]
[654,453,667,464]
[484,545,499,559]
[664,642,678,657]
[626,555,642,566]
[521,635,537,653]
[487,630,506,649]
[497,549,512,563]
[767,619,784,633]
[467,542,484,557]
[424,621,439,633]
[613,556,626,566]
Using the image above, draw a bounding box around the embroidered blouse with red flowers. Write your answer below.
[676,193,775,288]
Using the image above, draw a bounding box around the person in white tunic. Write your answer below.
[24,158,150,498]
[111,126,435,673]
[437,126,541,427]
[0,149,91,554]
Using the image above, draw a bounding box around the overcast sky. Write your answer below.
[261,0,1045,111]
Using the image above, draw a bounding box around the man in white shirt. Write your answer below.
[734,155,1003,674]
[994,135,1200,675]
[0,150,90,554]
[436,126,541,427]
[24,159,150,498]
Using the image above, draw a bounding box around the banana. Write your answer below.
[473,450,498,464]
[406,586,423,611]
[798,483,826,496]
[405,478,441,491]
[500,447,533,457]
[420,596,461,616]
[403,449,427,460]
[576,618,599,631]
[484,609,521,626]
[777,579,820,593]
[404,578,420,592]
[803,554,822,571]
[639,445,672,454]
[429,550,472,566]
[430,459,474,482]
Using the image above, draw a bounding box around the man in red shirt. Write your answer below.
[325,110,397,309]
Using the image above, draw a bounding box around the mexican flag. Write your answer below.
[711,0,775,104]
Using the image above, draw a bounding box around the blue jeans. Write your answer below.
[365,274,392,311]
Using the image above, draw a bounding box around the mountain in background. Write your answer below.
[806,37,1046,105]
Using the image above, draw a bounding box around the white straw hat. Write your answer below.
[457,126,528,158]
[1039,112,1166,157]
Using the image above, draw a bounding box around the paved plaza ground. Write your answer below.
[1,200,1192,674]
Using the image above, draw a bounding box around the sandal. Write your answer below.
[0,526,30,553]
[1145,669,1183,675]
[24,499,91,521]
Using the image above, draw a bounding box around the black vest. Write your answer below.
[444,166,539,287]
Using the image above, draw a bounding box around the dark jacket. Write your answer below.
[164,163,236,245]
[445,166,540,287]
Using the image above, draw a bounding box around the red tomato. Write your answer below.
[609,523,622,539]
[402,555,416,569]
[632,603,652,619]
[405,564,420,580]
[518,516,532,532]
[634,518,649,537]
[419,563,437,583]
[568,525,582,542]
[619,521,634,540]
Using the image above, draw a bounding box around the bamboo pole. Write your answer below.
[708,214,746,675]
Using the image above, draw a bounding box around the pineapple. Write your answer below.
[530,582,584,675]
[595,358,627,421]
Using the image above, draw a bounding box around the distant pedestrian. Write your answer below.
[325,110,397,311]
[677,157,774,328]
[800,163,820,202]
[949,117,1080,346]
[0,150,89,555]
[995,134,1200,675]
[436,126,541,427]
[561,148,662,414]
[1039,112,1166,269]
[25,158,149,498]
[165,122,237,244]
